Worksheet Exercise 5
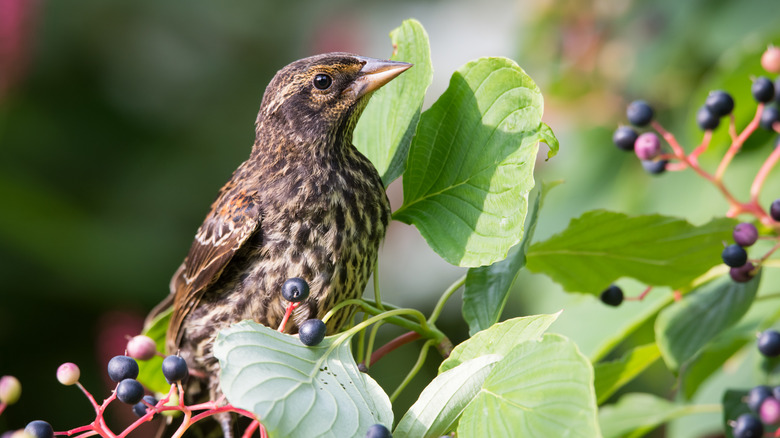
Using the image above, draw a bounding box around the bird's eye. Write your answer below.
[313,73,333,90]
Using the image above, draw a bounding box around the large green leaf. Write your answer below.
[599,393,716,438]
[526,211,736,294]
[457,334,600,437]
[213,321,392,438]
[137,308,171,394]
[594,343,661,404]
[439,312,560,373]
[655,272,761,372]
[393,57,558,267]
[393,355,501,438]
[353,19,433,186]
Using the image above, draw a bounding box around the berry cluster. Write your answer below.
[729,329,780,437]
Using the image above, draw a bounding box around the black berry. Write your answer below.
[299,319,326,346]
[730,262,756,283]
[600,285,624,307]
[696,105,720,130]
[721,244,748,268]
[612,126,638,151]
[132,395,157,417]
[116,378,144,404]
[24,420,54,438]
[282,277,310,303]
[705,90,734,117]
[771,199,780,221]
[641,159,668,175]
[365,424,392,438]
[760,106,780,130]
[107,355,139,383]
[162,355,188,383]
[747,385,773,412]
[626,100,654,126]
[758,330,780,357]
[733,223,759,247]
[733,413,764,438]
[752,76,776,103]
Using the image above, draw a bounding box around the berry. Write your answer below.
[116,378,144,404]
[732,413,764,438]
[733,223,759,247]
[365,424,392,438]
[641,159,667,175]
[0,375,21,405]
[730,262,756,283]
[758,330,780,357]
[747,385,773,412]
[761,397,780,425]
[23,421,53,438]
[107,355,139,383]
[281,277,310,303]
[771,199,780,222]
[752,76,775,103]
[721,244,748,268]
[612,126,638,151]
[634,132,661,160]
[760,106,779,130]
[600,285,624,306]
[132,395,157,417]
[299,319,327,346]
[705,90,734,117]
[772,386,780,400]
[162,355,188,383]
[626,100,654,126]
[56,363,80,386]
[127,335,158,361]
[696,105,720,130]
[762,46,780,73]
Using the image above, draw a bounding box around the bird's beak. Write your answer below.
[345,57,413,99]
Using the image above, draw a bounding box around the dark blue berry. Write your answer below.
[721,244,748,267]
[641,159,668,175]
[731,262,756,283]
[299,319,326,346]
[733,413,764,438]
[772,386,780,401]
[282,277,310,303]
[600,285,624,306]
[733,223,759,247]
[771,199,780,221]
[752,76,775,103]
[162,355,188,383]
[24,420,54,438]
[612,126,638,151]
[760,106,780,130]
[705,90,734,116]
[107,355,139,383]
[747,385,773,412]
[116,379,144,404]
[132,395,157,417]
[696,105,720,130]
[365,424,392,438]
[626,100,654,126]
[758,330,780,357]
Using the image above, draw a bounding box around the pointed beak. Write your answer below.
[345,57,413,99]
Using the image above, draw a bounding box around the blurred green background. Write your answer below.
[2,0,780,436]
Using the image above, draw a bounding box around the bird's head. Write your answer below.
[255,52,412,146]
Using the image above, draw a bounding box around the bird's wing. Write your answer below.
[167,190,261,351]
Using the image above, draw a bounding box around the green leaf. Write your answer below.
[394,57,553,267]
[525,211,737,294]
[353,19,433,186]
[213,321,393,438]
[439,312,560,373]
[599,393,716,438]
[394,355,502,438]
[457,334,600,438]
[594,343,661,404]
[655,271,761,372]
[137,308,172,394]
[462,181,559,335]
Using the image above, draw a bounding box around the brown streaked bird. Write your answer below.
[147,53,410,437]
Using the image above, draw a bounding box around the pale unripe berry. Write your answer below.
[56,363,80,386]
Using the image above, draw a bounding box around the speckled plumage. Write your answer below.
[149,53,409,437]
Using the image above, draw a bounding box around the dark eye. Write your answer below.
[313,73,332,90]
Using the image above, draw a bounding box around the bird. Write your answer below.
[146,52,411,437]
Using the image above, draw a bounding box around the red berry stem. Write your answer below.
[750,144,780,224]
[715,104,764,179]
[364,331,422,368]
[0,402,6,417]
[277,302,300,333]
